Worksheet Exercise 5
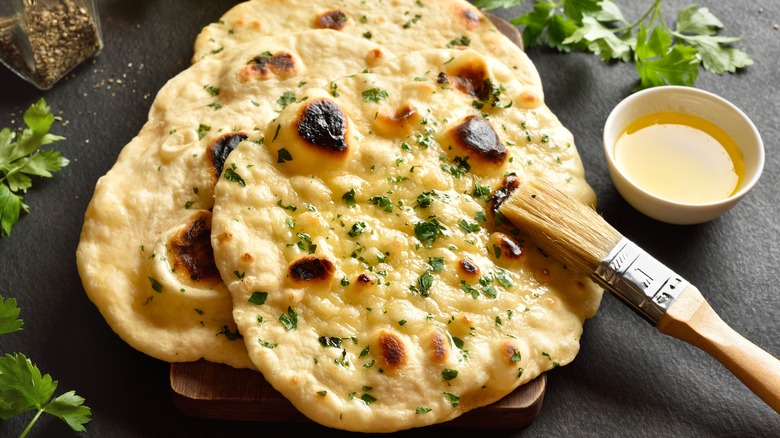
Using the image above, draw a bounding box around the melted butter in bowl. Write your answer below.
[604,86,764,225]
[613,111,744,205]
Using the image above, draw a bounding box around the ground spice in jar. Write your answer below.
[0,0,102,89]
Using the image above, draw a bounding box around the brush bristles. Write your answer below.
[499,180,623,275]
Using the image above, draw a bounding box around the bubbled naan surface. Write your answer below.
[192,0,543,96]
[211,48,601,431]
[76,30,391,368]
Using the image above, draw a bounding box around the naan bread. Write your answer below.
[191,0,543,96]
[76,30,392,368]
[211,48,601,431]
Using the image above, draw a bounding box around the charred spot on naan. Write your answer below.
[441,115,507,174]
[489,175,520,213]
[442,51,490,100]
[376,331,407,370]
[355,273,376,287]
[240,51,299,81]
[371,104,420,138]
[169,210,221,287]
[453,2,485,30]
[315,10,348,30]
[209,132,249,183]
[457,258,481,279]
[489,232,526,261]
[297,99,349,153]
[288,255,335,283]
[268,96,354,173]
[428,330,450,363]
[365,48,387,67]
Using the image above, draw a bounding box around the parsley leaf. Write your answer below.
[497,0,752,89]
[634,25,699,89]
[0,299,91,434]
[672,5,752,75]
[474,0,523,11]
[0,99,68,237]
[0,353,91,433]
[0,296,23,335]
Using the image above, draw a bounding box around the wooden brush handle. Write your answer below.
[656,284,780,413]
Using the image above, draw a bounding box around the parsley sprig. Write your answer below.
[477,0,752,89]
[0,296,91,436]
[0,99,69,237]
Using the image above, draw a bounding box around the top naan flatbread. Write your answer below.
[76,30,392,368]
[211,47,601,431]
[192,0,543,96]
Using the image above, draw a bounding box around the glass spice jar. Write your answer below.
[0,0,103,90]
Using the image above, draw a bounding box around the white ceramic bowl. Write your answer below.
[603,86,764,225]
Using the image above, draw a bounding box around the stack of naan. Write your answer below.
[77,0,602,432]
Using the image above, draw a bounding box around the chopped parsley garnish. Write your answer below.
[443,392,461,407]
[472,176,492,201]
[248,291,268,305]
[447,36,471,47]
[197,124,211,140]
[296,232,317,254]
[147,277,163,293]
[461,281,479,299]
[277,148,293,163]
[318,336,343,348]
[428,256,445,272]
[348,221,367,238]
[441,156,471,178]
[417,271,434,297]
[441,368,459,381]
[342,189,357,207]
[458,219,481,234]
[361,88,389,103]
[414,219,449,247]
[203,85,220,96]
[329,81,340,97]
[415,190,436,208]
[415,406,432,414]
[223,163,246,187]
[277,200,297,211]
[258,339,278,349]
[279,307,298,331]
[277,90,296,109]
[369,196,393,212]
[496,270,514,288]
[403,14,422,28]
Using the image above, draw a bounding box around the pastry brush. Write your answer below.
[499,179,780,413]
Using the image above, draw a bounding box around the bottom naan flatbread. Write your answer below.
[212,48,601,431]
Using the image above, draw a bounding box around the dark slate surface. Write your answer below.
[0,1,778,436]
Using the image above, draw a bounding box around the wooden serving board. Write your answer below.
[170,360,546,429]
[170,13,540,429]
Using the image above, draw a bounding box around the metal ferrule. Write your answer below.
[595,237,688,325]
